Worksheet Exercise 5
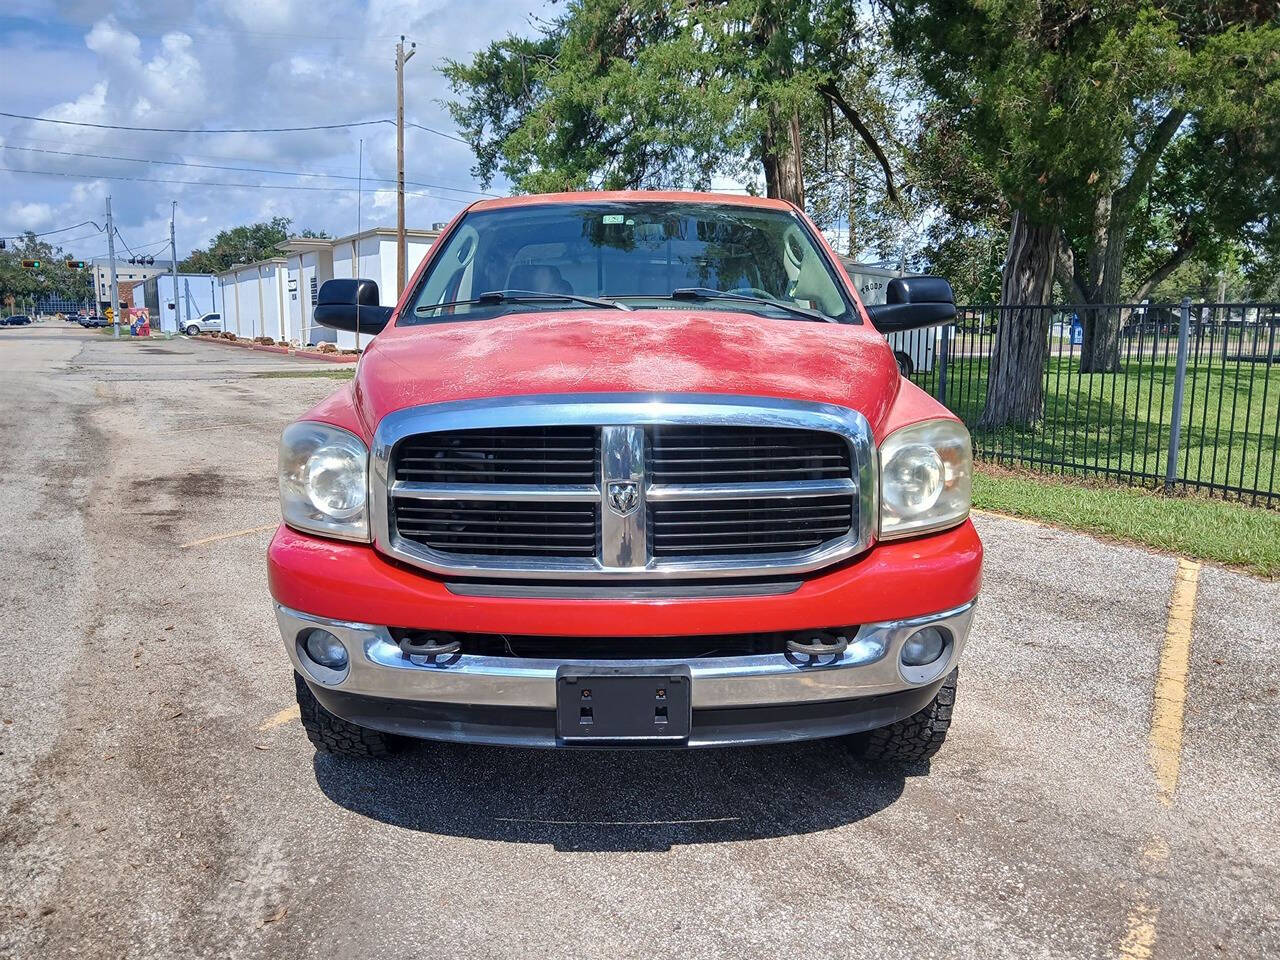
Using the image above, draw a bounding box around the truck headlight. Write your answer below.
[279,422,370,541]
[879,419,971,539]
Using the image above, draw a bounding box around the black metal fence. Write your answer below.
[890,300,1280,508]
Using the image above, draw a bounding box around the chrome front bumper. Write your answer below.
[277,601,974,721]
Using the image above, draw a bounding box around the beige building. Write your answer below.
[92,259,168,310]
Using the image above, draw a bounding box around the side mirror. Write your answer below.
[313,278,393,334]
[865,276,956,332]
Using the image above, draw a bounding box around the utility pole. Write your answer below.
[105,195,122,339]
[169,200,184,334]
[395,35,416,297]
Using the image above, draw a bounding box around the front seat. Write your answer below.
[507,264,574,295]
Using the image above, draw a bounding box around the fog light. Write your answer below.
[303,629,349,670]
[901,626,946,667]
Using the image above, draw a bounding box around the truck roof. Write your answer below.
[466,190,796,213]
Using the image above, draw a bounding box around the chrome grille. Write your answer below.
[650,495,853,556]
[393,499,598,558]
[372,395,876,580]
[394,427,596,484]
[648,425,852,484]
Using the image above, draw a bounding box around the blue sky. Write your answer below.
[0,1,540,259]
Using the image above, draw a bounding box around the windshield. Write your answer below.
[403,201,856,325]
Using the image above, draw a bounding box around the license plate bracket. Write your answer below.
[556,665,692,743]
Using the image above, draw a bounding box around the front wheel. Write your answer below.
[185,324,200,336]
[854,669,957,764]
[294,672,399,757]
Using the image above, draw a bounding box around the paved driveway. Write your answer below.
[1,327,1276,959]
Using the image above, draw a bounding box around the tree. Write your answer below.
[889,1,1279,425]
[442,0,902,208]
[0,233,93,312]
[179,218,329,273]
[801,18,924,263]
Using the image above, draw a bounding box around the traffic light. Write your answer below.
[65,260,86,270]
[20,259,41,269]
[145,256,154,266]
[128,257,136,265]
[0,238,6,250]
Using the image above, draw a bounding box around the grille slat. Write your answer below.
[390,489,598,559]
[394,426,596,485]
[650,494,853,557]
[648,425,851,486]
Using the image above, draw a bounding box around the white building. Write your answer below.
[137,273,223,333]
[217,227,439,349]
[279,237,335,347]
[218,258,289,340]
[327,227,440,349]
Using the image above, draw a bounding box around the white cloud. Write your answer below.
[5,201,54,230]
[1,1,540,258]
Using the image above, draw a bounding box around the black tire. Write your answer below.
[893,350,914,377]
[185,324,200,336]
[856,669,957,765]
[294,672,398,757]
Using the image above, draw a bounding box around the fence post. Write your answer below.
[936,323,950,405]
[1164,297,1191,493]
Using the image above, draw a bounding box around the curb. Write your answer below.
[183,335,359,363]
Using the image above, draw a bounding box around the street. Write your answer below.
[1,325,1277,959]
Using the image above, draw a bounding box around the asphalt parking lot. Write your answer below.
[1,325,1277,960]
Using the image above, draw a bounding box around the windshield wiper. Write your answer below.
[667,287,835,323]
[414,288,631,317]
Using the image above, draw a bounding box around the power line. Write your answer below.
[402,120,470,145]
[1,145,498,198]
[1,111,473,144]
[30,228,107,248]
[0,164,454,198]
[114,230,170,259]
[4,133,386,181]
[0,111,396,134]
[0,219,101,240]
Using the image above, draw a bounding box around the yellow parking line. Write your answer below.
[258,706,299,731]
[1149,558,1201,805]
[1114,563,1200,959]
[180,523,278,549]
[1117,901,1159,960]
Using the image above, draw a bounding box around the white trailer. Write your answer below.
[839,258,941,376]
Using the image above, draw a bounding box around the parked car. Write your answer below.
[183,312,222,336]
[3,315,32,326]
[271,191,978,761]
[79,315,107,328]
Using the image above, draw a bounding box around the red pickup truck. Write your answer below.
[269,191,980,761]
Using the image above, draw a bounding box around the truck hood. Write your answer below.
[354,309,901,437]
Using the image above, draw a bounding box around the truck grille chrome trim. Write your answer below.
[370,393,877,580]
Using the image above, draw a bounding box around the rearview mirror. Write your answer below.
[313,278,393,334]
[865,276,956,333]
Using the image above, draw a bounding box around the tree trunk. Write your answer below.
[1079,230,1126,373]
[761,108,805,207]
[979,211,1058,429]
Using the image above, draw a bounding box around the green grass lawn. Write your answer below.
[911,343,1280,503]
[973,465,1280,578]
